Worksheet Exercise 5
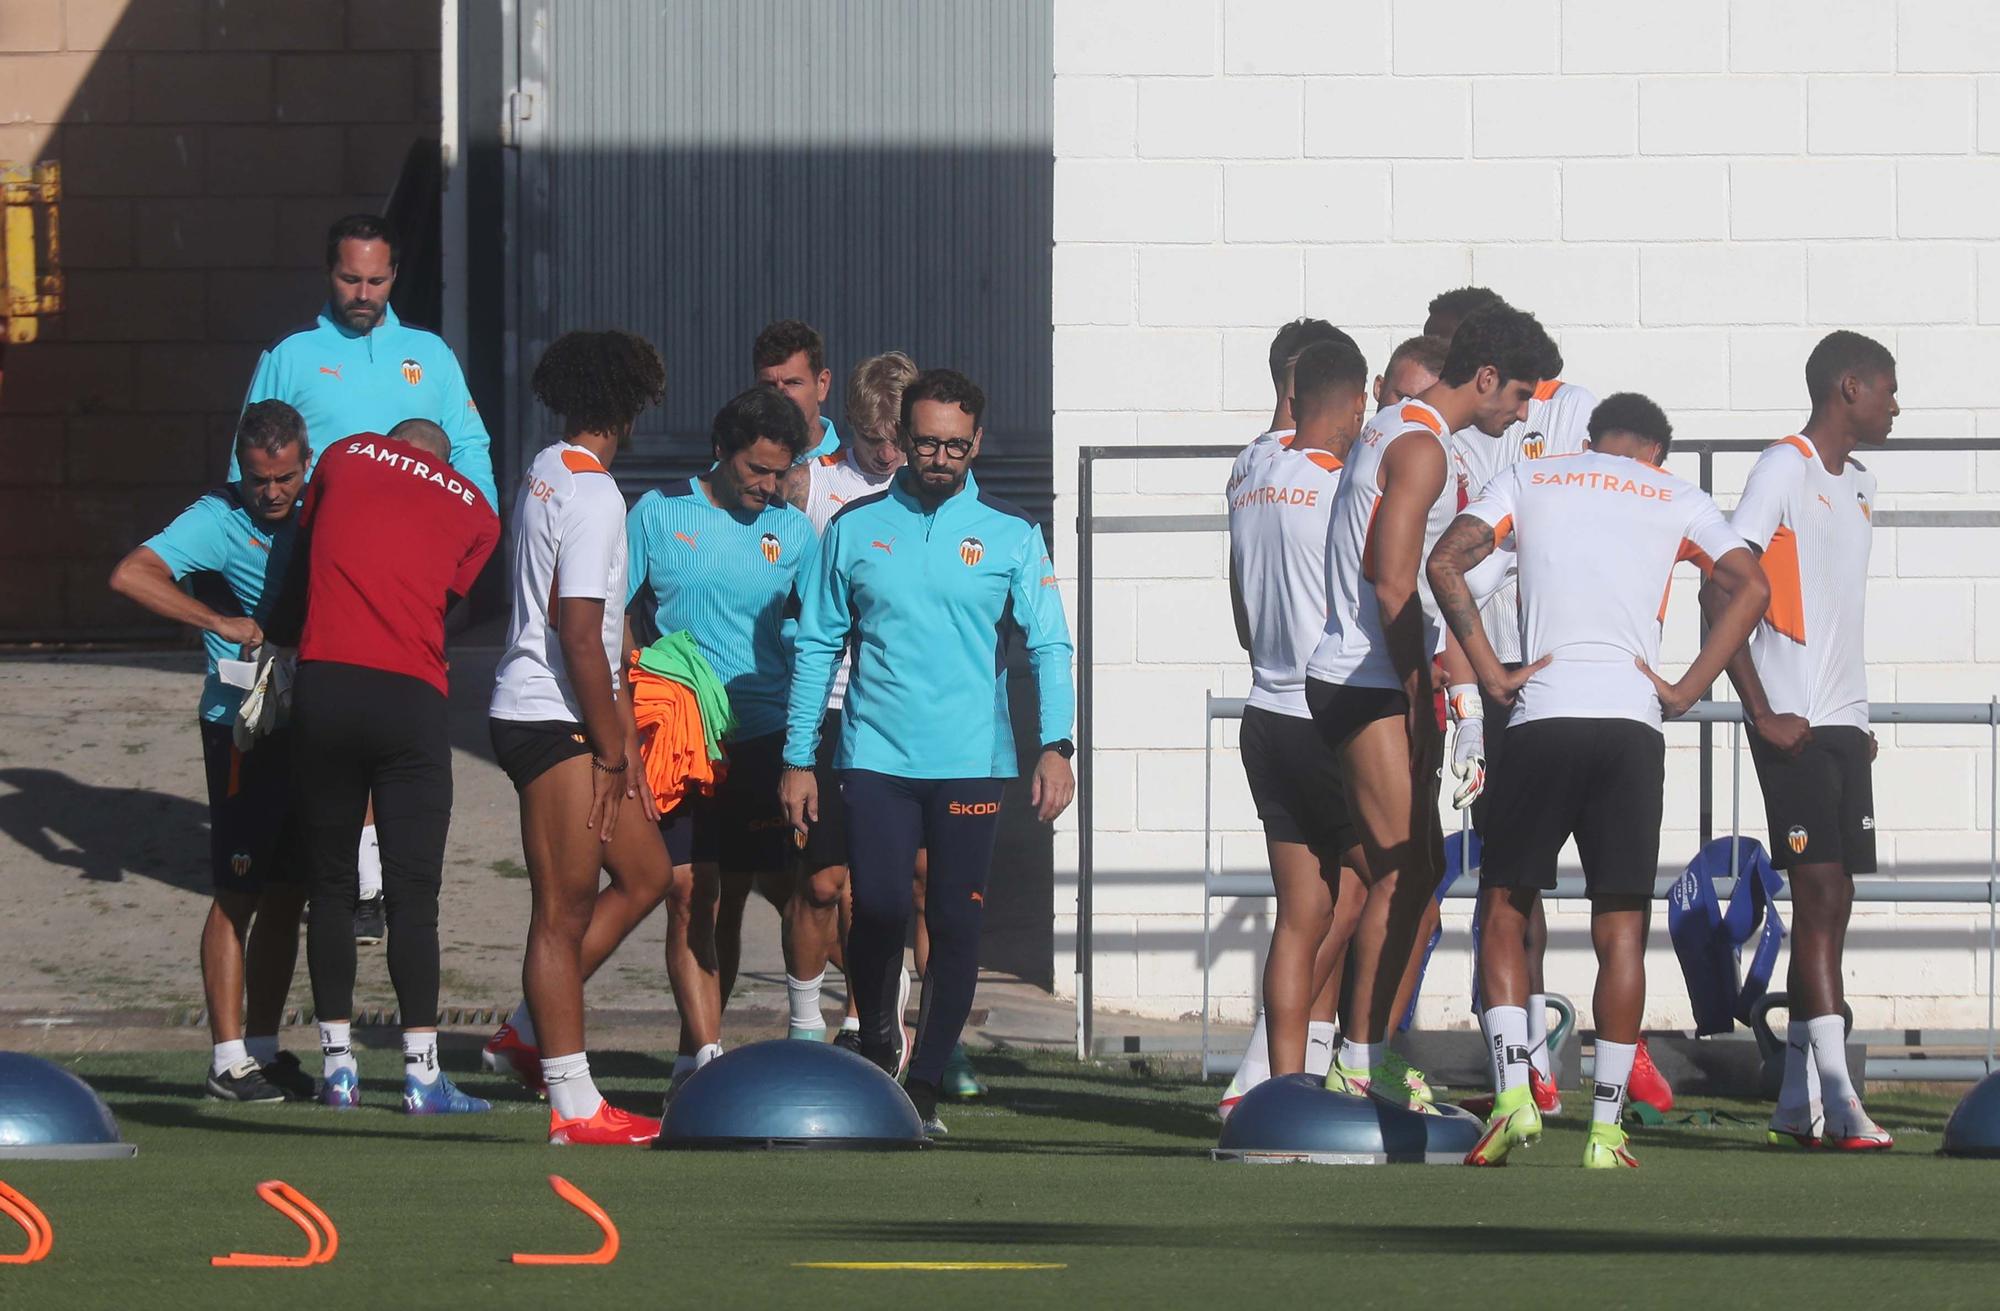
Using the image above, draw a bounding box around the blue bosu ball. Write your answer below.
[1212,1073,1482,1164]
[654,1039,927,1150]
[1941,1068,2000,1159]
[0,1051,137,1160]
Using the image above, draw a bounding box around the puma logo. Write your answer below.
[318,365,342,381]
[674,531,698,549]
[870,539,895,555]
[247,537,269,552]
[1816,493,1833,511]
[828,493,847,505]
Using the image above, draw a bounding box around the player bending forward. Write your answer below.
[1429,393,1768,1168]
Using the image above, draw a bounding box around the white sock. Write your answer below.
[507,999,538,1047]
[245,1034,278,1065]
[1483,1005,1530,1095]
[788,971,826,1030]
[1592,1040,1637,1127]
[1224,1010,1271,1099]
[1778,1018,1819,1110]
[1338,1038,1381,1076]
[695,1042,722,1068]
[319,1020,357,1080]
[542,1051,601,1120]
[357,824,383,900]
[213,1038,249,1076]
[1305,1021,1337,1078]
[1526,993,1552,1079]
[402,1030,440,1086]
[1807,1014,1857,1106]
[839,1016,861,1033]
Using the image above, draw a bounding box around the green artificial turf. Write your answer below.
[1,1047,1994,1309]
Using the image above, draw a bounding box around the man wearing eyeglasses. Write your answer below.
[780,368,1075,1136]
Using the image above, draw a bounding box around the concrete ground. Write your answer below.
[0,644,1216,1060]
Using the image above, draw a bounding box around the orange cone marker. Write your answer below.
[0,1182,51,1264]
[510,1174,619,1266]
[211,1180,338,1268]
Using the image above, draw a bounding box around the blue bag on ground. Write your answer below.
[1668,836,1786,1036]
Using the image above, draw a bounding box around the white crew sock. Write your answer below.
[542,1051,601,1121]
[1338,1038,1381,1076]
[1807,1014,1857,1106]
[319,1020,357,1081]
[402,1030,441,1086]
[507,999,538,1047]
[1224,1010,1271,1099]
[245,1034,279,1066]
[788,971,827,1030]
[213,1038,249,1076]
[1592,1040,1637,1127]
[838,1016,861,1033]
[357,824,383,901]
[1483,1006,1530,1095]
[1305,1021,1338,1078]
[1526,993,1552,1079]
[1778,1018,1820,1111]
[695,1042,722,1068]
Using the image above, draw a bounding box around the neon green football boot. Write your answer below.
[1464,1085,1542,1166]
[1583,1121,1641,1169]
[1378,1050,1436,1105]
[941,1042,986,1101]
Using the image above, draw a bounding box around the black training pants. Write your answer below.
[293,661,452,1027]
[842,770,1005,1088]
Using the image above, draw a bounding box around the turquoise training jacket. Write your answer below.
[231,302,497,509]
[784,469,1074,779]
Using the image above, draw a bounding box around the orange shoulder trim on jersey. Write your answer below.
[1759,525,1807,644]
[1491,514,1514,546]
[561,449,608,476]
[817,453,841,467]
[1773,435,1813,460]
[1398,403,1443,436]
[1533,379,1563,402]
[1302,450,1341,474]
[1659,537,1717,623]
[1279,434,1296,448]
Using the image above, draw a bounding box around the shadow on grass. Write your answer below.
[801,1218,2000,1261]
[115,1098,513,1144]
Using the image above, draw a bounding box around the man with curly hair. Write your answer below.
[485,330,713,1144]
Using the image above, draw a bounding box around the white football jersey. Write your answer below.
[491,442,627,723]
[1306,399,1456,692]
[1229,443,1343,718]
[1225,427,1294,499]
[1729,434,1875,731]
[1464,451,1745,730]
[1450,380,1598,664]
[802,449,893,711]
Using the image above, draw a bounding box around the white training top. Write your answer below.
[1226,427,1294,498]
[490,442,628,724]
[802,448,893,711]
[1229,442,1344,719]
[1450,379,1598,664]
[1462,450,1745,731]
[1729,433,1875,731]
[1306,398,1457,691]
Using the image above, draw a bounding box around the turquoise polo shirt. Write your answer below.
[232,302,497,508]
[143,488,298,724]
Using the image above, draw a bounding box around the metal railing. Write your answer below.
[1073,435,2000,1062]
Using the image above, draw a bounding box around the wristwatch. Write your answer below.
[1041,739,1075,760]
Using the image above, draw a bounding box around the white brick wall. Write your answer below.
[1051,1,2000,1034]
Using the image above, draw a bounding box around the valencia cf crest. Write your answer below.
[1787,825,1809,855]
[1520,430,1547,460]
[759,532,782,564]
[959,536,984,567]
[230,852,252,879]
[401,358,424,385]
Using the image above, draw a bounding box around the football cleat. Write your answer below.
[206,1059,286,1104]
[353,894,386,947]
[1379,1050,1436,1105]
[1464,1087,1542,1166]
[320,1066,361,1110]
[1627,1037,1673,1112]
[1766,1100,1825,1149]
[549,1099,660,1146]
[1327,1060,1438,1115]
[660,1067,695,1115]
[480,1022,545,1094]
[906,1079,946,1137]
[1823,1099,1894,1151]
[403,1073,490,1115]
[1529,1066,1564,1116]
[260,1050,318,1102]
[787,1025,829,1041]
[832,1026,863,1055]
[941,1043,986,1101]
[1583,1122,1640,1169]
